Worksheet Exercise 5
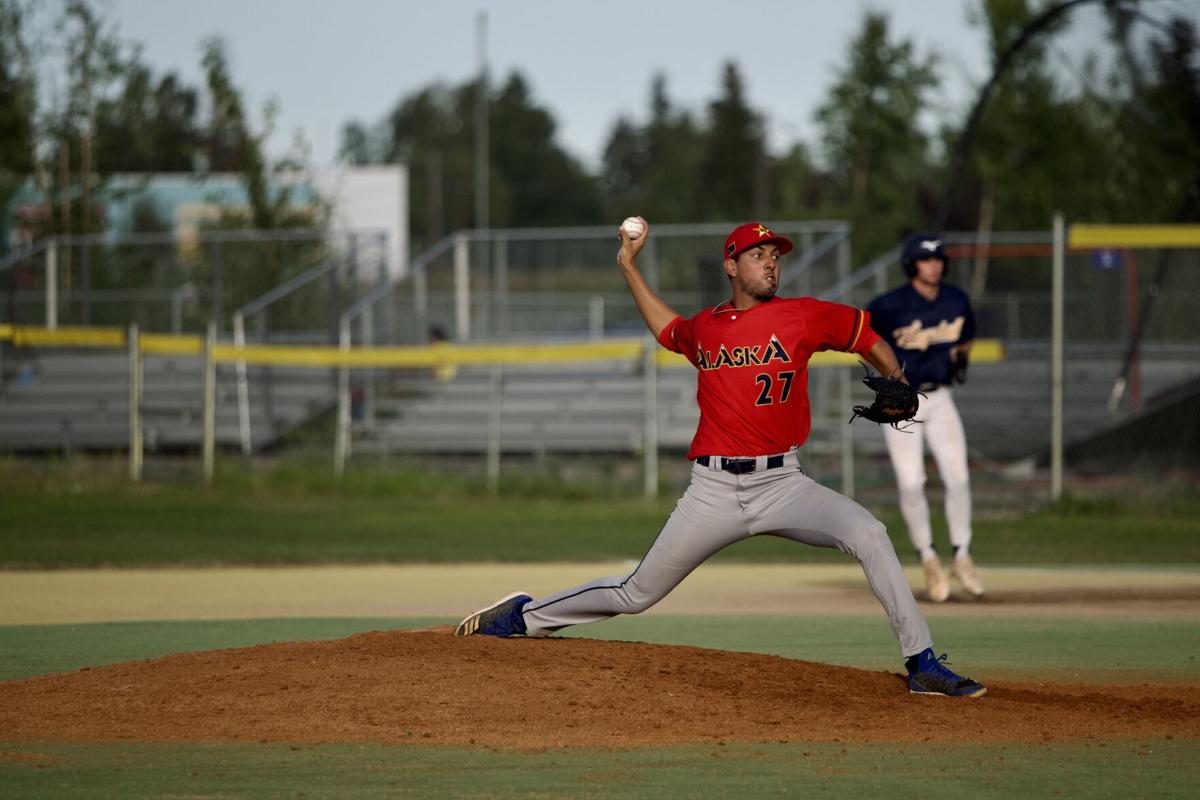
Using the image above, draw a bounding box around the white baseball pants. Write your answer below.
[882,386,972,555]
[521,451,934,658]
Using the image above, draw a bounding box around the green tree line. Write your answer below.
[3,0,1198,264]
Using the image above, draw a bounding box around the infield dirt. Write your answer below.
[1,627,1198,749]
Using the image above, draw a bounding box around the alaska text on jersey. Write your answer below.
[694,335,793,371]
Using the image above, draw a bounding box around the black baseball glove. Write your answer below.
[951,350,969,384]
[848,363,923,429]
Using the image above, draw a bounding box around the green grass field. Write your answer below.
[5,739,1195,799]
[2,457,1198,797]
[2,457,1199,567]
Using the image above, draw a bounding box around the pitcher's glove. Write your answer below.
[848,364,923,429]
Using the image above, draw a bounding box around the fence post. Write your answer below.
[589,295,605,340]
[210,243,224,326]
[46,238,58,330]
[836,232,851,306]
[333,316,351,476]
[80,242,91,325]
[1051,213,1065,502]
[487,362,502,494]
[413,269,428,343]
[202,320,217,486]
[800,228,814,297]
[840,366,855,499]
[644,236,659,291]
[494,235,509,336]
[233,311,252,456]
[259,308,275,427]
[454,233,470,341]
[361,306,376,428]
[327,254,340,345]
[171,284,186,334]
[128,323,143,482]
[642,338,659,499]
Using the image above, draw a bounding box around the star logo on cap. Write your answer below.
[755,224,772,238]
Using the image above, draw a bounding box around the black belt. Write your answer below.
[696,454,786,475]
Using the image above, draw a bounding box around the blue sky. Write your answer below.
[101,0,998,169]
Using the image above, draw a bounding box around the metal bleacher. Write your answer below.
[360,361,700,456]
[0,348,335,454]
[353,345,1200,466]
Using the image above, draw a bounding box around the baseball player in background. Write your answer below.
[867,233,983,603]
[455,219,986,697]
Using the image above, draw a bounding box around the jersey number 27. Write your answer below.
[754,371,795,406]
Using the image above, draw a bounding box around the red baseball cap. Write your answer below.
[724,222,794,260]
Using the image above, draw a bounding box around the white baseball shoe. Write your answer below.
[952,554,985,598]
[922,555,950,603]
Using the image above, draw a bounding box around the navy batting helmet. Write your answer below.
[901,233,947,278]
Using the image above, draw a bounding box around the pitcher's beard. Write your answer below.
[746,281,777,302]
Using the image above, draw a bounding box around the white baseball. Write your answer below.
[621,217,645,241]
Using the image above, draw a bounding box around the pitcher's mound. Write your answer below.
[1,628,1195,748]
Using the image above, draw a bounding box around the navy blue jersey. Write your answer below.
[867,283,975,388]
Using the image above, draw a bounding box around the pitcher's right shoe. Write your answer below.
[906,648,987,698]
[952,554,985,598]
[922,555,950,603]
[455,591,532,637]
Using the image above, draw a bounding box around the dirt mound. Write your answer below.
[2,629,1195,748]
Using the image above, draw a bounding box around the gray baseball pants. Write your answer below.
[522,450,934,657]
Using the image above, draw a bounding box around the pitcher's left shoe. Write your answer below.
[455,592,532,637]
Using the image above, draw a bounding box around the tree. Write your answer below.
[201,37,276,229]
[338,120,375,167]
[1100,11,1200,222]
[94,61,203,173]
[0,0,34,247]
[768,142,826,219]
[962,0,1108,235]
[641,74,707,222]
[813,11,941,257]
[489,72,601,228]
[699,62,767,220]
[600,114,645,218]
[599,72,725,224]
[343,70,602,250]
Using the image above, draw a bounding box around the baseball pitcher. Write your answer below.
[456,220,986,698]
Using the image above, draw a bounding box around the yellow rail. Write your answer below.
[1,324,1004,367]
[1069,224,1200,249]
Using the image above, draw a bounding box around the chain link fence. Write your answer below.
[344,221,852,346]
[3,221,1196,503]
[0,230,390,341]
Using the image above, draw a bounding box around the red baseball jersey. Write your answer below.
[657,296,880,459]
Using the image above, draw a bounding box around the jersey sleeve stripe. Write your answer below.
[844,309,866,352]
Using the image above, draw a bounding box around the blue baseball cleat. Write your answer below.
[455,592,532,637]
[906,648,987,698]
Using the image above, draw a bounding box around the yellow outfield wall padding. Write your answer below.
[212,340,645,367]
[3,324,1003,369]
[6,325,126,348]
[1068,224,1200,249]
[140,334,204,356]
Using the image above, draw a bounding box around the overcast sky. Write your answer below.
[97,0,997,169]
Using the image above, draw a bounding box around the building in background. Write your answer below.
[4,165,409,280]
